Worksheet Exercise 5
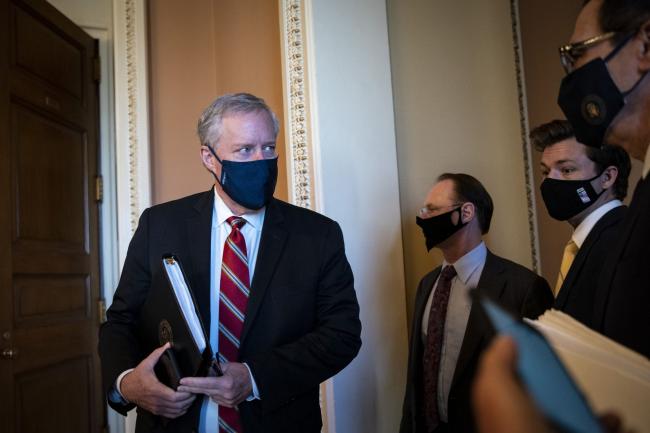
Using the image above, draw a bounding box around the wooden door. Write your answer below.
[0,0,103,432]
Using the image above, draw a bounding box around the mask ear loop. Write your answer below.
[454,204,468,226]
[205,145,225,185]
[604,33,634,63]
[604,32,649,96]
[206,145,223,165]
[588,169,609,198]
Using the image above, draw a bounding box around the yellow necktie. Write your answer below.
[554,239,579,297]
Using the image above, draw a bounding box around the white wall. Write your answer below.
[306,0,409,431]
[388,0,537,323]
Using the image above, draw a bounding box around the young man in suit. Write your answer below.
[530,119,630,328]
[557,0,650,357]
[98,93,361,433]
[399,173,553,433]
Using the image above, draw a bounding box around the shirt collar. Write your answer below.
[644,144,650,179]
[442,241,487,285]
[572,199,622,248]
[213,187,265,230]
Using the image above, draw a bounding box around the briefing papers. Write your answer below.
[527,310,650,433]
[162,257,207,353]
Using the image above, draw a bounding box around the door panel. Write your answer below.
[12,103,88,248]
[15,356,91,433]
[0,0,103,432]
[12,4,85,100]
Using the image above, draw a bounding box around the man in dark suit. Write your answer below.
[400,173,553,433]
[556,0,650,357]
[530,119,630,328]
[98,93,361,433]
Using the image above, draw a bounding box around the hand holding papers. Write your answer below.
[476,295,603,433]
[527,310,650,433]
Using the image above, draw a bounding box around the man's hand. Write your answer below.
[472,336,549,433]
[121,343,196,418]
[178,362,253,407]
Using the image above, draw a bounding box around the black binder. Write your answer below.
[138,254,213,390]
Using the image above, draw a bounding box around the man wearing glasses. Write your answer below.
[400,173,552,433]
[557,0,650,358]
[471,2,650,432]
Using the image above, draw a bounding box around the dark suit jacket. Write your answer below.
[98,191,362,433]
[400,250,553,433]
[555,205,627,328]
[593,177,650,358]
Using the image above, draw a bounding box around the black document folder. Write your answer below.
[138,254,213,390]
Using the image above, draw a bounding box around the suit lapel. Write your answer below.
[555,239,590,309]
[240,199,288,344]
[413,268,441,344]
[556,207,623,309]
[451,251,505,389]
[185,190,214,331]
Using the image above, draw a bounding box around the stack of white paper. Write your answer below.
[162,258,206,352]
[526,310,650,433]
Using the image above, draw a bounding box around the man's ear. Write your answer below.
[601,165,619,190]
[460,202,475,224]
[637,19,650,72]
[200,145,218,173]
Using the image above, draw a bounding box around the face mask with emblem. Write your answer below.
[540,173,605,221]
[558,33,646,147]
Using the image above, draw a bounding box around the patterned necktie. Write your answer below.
[554,239,578,297]
[422,265,457,432]
[218,216,250,433]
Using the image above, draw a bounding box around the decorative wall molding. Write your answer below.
[281,0,314,210]
[509,0,541,273]
[280,1,331,431]
[114,0,151,268]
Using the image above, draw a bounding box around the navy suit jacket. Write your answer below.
[98,191,361,433]
[400,250,553,433]
[555,205,627,328]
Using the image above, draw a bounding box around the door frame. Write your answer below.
[109,0,151,432]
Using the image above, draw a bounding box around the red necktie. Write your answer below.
[218,216,250,433]
[422,265,457,432]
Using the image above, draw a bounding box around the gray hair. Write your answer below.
[197,93,280,147]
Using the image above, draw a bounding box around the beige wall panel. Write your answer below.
[519,0,643,284]
[389,0,536,324]
[518,0,581,285]
[148,0,287,205]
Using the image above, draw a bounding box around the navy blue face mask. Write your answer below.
[207,146,278,210]
[558,33,646,147]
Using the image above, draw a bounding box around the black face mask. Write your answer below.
[416,206,467,251]
[558,33,645,147]
[540,173,605,221]
[207,147,278,210]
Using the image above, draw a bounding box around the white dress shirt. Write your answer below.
[572,199,622,248]
[421,241,487,422]
[199,189,265,432]
[644,144,650,178]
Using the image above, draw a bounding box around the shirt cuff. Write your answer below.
[242,363,260,400]
[114,368,135,402]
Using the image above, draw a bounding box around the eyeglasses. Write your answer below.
[558,31,617,74]
[418,203,462,219]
